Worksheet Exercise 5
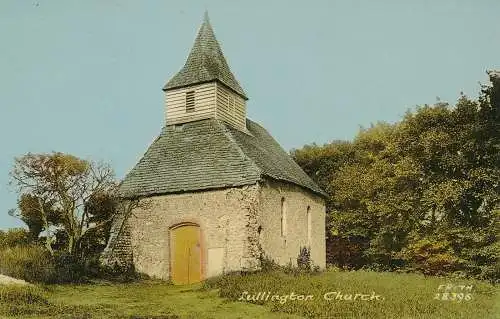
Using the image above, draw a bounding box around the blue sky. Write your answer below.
[1,0,499,229]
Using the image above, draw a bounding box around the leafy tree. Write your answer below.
[293,71,500,280]
[9,152,117,258]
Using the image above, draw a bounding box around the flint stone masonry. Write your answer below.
[101,209,133,269]
[104,185,260,279]
[257,179,326,268]
[103,179,325,280]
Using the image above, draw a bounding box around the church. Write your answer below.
[102,13,326,284]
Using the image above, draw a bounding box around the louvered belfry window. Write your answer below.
[186,90,195,113]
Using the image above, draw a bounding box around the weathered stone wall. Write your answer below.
[256,179,326,268]
[101,207,133,269]
[107,185,260,280]
[102,180,326,279]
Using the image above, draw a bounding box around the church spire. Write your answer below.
[203,9,210,24]
[163,12,247,100]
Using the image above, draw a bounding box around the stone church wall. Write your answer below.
[101,210,133,269]
[256,179,326,268]
[102,180,326,280]
[104,184,260,280]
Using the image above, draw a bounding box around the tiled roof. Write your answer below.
[227,121,326,196]
[163,12,247,100]
[119,119,326,198]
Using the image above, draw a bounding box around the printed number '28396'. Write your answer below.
[434,293,472,301]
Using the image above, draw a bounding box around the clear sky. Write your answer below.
[0,0,499,229]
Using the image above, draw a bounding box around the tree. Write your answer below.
[9,152,117,258]
[293,71,499,280]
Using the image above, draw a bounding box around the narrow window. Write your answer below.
[307,206,312,246]
[186,90,195,113]
[281,197,287,237]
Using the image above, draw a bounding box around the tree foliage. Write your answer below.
[292,71,500,281]
[9,152,117,259]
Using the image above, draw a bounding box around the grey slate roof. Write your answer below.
[163,12,248,100]
[119,118,326,198]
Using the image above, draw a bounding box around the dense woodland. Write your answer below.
[292,71,499,281]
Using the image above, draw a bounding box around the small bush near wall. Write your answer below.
[257,249,321,276]
[87,259,148,283]
[258,253,281,272]
[297,246,312,271]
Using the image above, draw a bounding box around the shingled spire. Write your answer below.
[163,12,247,100]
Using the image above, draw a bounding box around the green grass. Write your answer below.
[0,270,498,318]
[204,270,499,319]
[0,281,301,318]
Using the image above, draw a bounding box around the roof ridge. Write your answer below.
[214,119,263,177]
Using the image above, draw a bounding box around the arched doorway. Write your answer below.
[170,223,202,284]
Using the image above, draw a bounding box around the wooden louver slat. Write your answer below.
[186,91,195,113]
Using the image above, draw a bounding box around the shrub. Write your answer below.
[398,238,463,275]
[52,251,87,283]
[327,234,369,269]
[0,228,31,249]
[257,248,321,276]
[258,253,281,272]
[297,246,312,271]
[88,260,147,283]
[0,245,56,283]
[456,236,500,283]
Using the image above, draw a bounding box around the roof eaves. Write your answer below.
[119,180,260,200]
[262,174,329,199]
[162,78,248,100]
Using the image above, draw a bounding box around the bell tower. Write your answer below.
[163,12,248,131]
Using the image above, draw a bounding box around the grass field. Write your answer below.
[0,282,300,319]
[205,270,499,318]
[0,270,498,318]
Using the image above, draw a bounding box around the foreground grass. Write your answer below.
[0,281,301,318]
[0,270,498,318]
[205,270,499,319]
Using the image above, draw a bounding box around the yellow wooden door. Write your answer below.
[170,225,201,284]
